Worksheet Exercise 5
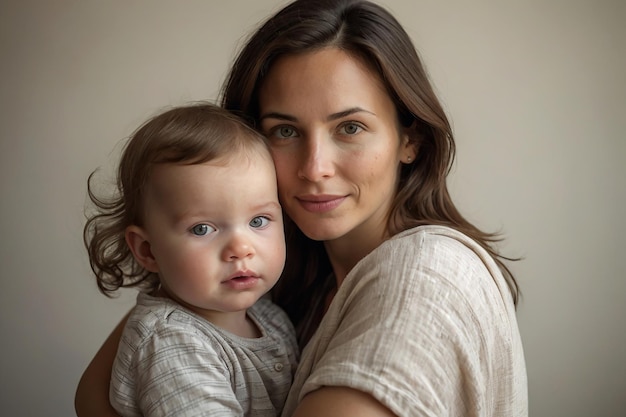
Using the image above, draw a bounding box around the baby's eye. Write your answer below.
[339,122,363,135]
[191,224,214,236]
[249,216,270,228]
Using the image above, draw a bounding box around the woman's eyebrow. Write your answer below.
[260,107,375,123]
[259,112,297,122]
[327,107,375,121]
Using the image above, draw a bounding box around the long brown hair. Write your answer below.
[221,0,519,345]
[85,103,269,296]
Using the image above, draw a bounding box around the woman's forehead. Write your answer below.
[258,48,391,116]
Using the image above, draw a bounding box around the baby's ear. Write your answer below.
[125,225,159,273]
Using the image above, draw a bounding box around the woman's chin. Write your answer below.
[299,224,345,242]
[286,210,351,242]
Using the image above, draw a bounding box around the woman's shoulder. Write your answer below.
[386,225,489,258]
[349,225,511,309]
[369,225,500,277]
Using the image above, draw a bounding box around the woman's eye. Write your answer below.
[249,216,270,228]
[271,125,297,139]
[191,224,214,236]
[339,122,363,135]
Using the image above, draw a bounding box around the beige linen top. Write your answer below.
[281,225,527,417]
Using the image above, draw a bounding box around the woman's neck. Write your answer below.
[324,228,388,288]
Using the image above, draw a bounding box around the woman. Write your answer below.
[76,0,527,416]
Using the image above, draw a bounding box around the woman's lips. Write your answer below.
[296,195,346,213]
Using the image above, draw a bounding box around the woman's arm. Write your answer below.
[292,387,396,417]
[74,312,129,417]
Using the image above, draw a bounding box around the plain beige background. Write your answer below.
[1,0,624,415]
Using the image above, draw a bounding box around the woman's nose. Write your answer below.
[222,232,255,261]
[297,134,335,181]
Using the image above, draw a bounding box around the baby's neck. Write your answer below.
[154,288,262,338]
[215,310,262,338]
[191,306,262,339]
[193,307,262,339]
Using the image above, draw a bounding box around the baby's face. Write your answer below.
[137,149,285,320]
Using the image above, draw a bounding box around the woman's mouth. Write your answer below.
[296,195,346,213]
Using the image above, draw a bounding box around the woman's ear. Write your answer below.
[125,225,159,273]
[400,125,418,164]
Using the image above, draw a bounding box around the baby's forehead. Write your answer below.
[225,139,275,166]
[213,143,272,167]
[144,158,277,203]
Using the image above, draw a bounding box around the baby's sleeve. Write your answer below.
[130,325,243,417]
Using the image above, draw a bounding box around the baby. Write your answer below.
[84,103,298,416]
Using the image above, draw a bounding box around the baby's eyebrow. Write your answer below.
[252,201,282,212]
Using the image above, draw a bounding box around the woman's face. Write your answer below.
[258,48,415,248]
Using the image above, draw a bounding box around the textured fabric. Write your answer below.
[111,293,299,417]
[282,225,528,417]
